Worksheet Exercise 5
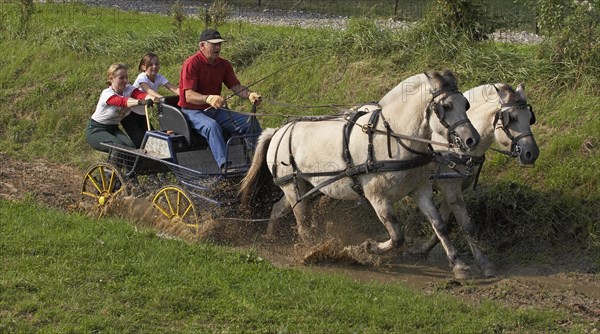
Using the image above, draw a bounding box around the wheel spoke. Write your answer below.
[164,191,175,216]
[99,166,107,190]
[107,170,116,191]
[85,173,102,194]
[82,191,99,199]
[153,199,171,218]
[176,191,183,216]
[181,202,193,219]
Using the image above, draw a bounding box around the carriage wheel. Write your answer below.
[81,162,128,217]
[152,186,199,231]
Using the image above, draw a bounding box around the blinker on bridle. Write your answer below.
[427,87,472,147]
[493,101,536,158]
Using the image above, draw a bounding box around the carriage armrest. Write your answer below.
[157,104,207,149]
[159,95,180,107]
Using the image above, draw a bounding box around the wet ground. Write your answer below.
[1,152,598,331]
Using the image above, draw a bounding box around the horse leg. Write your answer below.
[443,191,497,278]
[278,180,315,246]
[411,200,452,256]
[361,198,404,254]
[411,186,471,279]
[266,196,292,239]
[291,199,313,246]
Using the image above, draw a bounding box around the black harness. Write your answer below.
[272,108,434,204]
[270,77,474,205]
[431,151,486,190]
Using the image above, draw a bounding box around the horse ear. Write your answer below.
[442,68,456,82]
[440,69,458,91]
[495,84,510,104]
[516,83,527,101]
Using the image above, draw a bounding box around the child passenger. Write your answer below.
[121,52,179,147]
[86,63,153,152]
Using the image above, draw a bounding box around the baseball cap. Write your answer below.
[200,29,225,43]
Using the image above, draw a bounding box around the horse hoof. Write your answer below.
[407,247,430,258]
[452,265,471,280]
[481,265,498,278]
[358,240,379,254]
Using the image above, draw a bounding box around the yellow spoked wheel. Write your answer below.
[81,162,128,217]
[152,186,198,231]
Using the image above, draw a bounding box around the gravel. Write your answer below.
[77,0,543,44]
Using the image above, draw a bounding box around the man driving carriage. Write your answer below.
[178,29,263,173]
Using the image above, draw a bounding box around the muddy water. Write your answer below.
[253,196,600,303]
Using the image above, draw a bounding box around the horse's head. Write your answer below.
[425,69,480,152]
[492,83,540,165]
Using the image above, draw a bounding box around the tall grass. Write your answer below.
[0,2,598,254]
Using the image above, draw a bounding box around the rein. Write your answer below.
[271,83,466,204]
[345,115,456,150]
[233,106,458,150]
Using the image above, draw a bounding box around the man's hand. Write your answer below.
[248,92,262,106]
[206,95,225,109]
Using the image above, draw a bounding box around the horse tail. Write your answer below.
[239,128,276,208]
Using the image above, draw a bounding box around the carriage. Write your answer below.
[81,70,539,279]
[80,96,274,230]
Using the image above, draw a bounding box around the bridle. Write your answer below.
[491,100,536,159]
[426,87,473,150]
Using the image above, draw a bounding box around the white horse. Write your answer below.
[415,83,539,277]
[240,70,481,278]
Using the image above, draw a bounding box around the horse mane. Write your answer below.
[377,70,459,142]
[425,69,459,93]
[494,83,527,105]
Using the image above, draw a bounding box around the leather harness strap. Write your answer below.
[431,152,486,190]
[272,107,436,203]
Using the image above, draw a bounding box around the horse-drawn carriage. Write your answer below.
[80,96,269,230]
[81,69,539,279]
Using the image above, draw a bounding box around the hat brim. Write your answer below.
[205,38,225,43]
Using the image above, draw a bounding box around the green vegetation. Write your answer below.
[0,200,580,333]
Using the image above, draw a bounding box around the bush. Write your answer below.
[200,0,230,28]
[526,0,600,88]
[420,0,496,41]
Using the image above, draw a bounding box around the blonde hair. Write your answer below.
[106,63,128,86]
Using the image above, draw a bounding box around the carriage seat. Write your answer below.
[157,96,208,150]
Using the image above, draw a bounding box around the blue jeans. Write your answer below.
[182,107,261,168]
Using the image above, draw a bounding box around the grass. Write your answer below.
[0,199,579,333]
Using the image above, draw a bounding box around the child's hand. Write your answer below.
[138,99,154,107]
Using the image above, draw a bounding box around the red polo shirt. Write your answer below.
[178,51,241,110]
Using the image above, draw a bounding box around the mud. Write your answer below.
[1,152,598,331]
